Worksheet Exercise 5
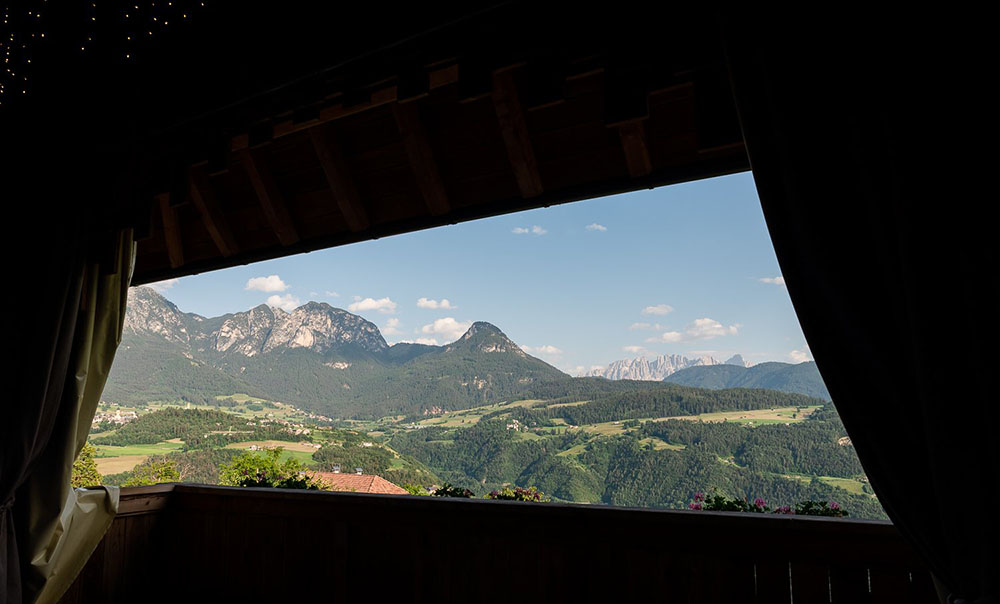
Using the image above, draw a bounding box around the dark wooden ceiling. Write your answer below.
[0,3,749,284]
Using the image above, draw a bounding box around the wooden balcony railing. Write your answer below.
[57,484,939,603]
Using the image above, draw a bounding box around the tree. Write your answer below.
[122,459,180,487]
[218,447,325,490]
[71,443,103,488]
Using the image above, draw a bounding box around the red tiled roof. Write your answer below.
[311,472,408,495]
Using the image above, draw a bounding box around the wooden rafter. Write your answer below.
[156,193,184,269]
[239,149,300,246]
[309,127,371,232]
[617,120,653,177]
[393,102,450,216]
[492,69,543,198]
[189,166,238,257]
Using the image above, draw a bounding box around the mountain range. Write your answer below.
[584,353,751,380]
[584,351,828,400]
[107,287,567,418]
[107,287,831,418]
[664,362,830,400]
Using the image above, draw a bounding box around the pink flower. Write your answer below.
[829,501,841,510]
[689,502,703,510]
[753,498,767,508]
[694,492,705,502]
[774,505,793,514]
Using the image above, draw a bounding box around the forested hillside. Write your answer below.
[665,361,831,400]
[95,288,882,519]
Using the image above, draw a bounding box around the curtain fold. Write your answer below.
[723,8,996,604]
[1,228,135,604]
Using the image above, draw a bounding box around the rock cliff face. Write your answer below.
[124,287,196,344]
[112,287,566,416]
[585,354,725,381]
[725,354,752,368]
[126,288,388,357]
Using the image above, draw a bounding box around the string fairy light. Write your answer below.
[1,0,208,108]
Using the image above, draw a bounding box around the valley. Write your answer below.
[90,287,886,519]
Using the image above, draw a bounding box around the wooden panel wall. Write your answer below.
[58,485,940,604]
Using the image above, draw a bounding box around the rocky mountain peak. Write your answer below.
[124,286,192,344]
[259,303,388,355]
[125,288,389,357]
[585,353,728,381]
[725,354,752,368]
[450,322,526,356]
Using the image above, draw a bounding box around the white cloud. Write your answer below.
[647,331,684,343]
[325,290,341,298]
[383,317,403,336]
[512,225,547,235]
[687,318,740,339]
[759,276,786,286]
[245,275,289,292]
[646,317,738,343]
[400,337,441,346]
[642,304,674,316]
[417,297,457,310]
[266,294,300,312]
[789,346,813,363]
[348,297,397,314]
[622,345,649,355]
[146,278,179,293]
[523,345,563,357]
[629,322,665,331]
[586,223,607,232]
[420,317,472,342]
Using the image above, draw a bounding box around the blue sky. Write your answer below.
[146,172,812,374]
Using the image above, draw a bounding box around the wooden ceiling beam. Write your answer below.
[393,102,450,216]
[309,127,371,232]
[156,193,185,269]
[617,120,653,178]
[239,149,300,246]
[230,65,461,153]
[492,69,543,198]
[189,166,238,257]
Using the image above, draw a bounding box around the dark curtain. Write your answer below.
[1,222,86,603]
[1,211,134,603]
[724,8,996,604]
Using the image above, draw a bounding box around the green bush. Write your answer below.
[485,486,548,502]
[218,448,324,490]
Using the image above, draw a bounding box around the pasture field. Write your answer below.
[96,455,149,475]
[556,443,588,457]
[658,405,822,425]
[223,440,320,453]
[414,399,544,427]
[579,421,628,436]
[544,400,590,409]
[782,473,872,497]
[93,440,187,475]
[93,441,185,458]
[637,437,685,451]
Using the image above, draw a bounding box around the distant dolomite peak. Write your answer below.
[585,353,732,381]
[725,354,752,368]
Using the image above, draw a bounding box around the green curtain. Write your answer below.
[10,229,135,603]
